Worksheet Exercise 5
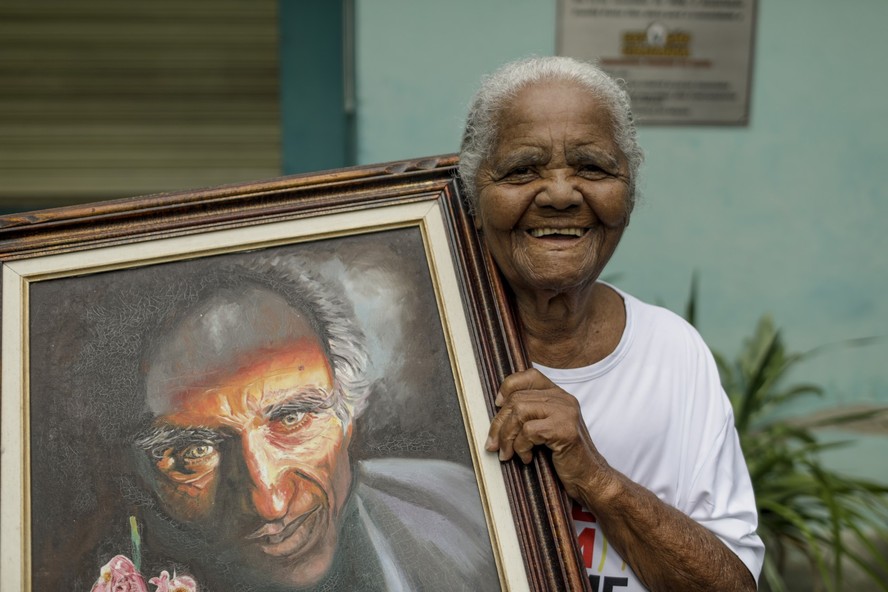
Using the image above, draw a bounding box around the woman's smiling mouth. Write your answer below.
[527,227,588,238]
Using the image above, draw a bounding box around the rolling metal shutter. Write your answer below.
[0,0,280,210]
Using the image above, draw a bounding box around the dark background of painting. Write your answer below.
[27,227,478,590]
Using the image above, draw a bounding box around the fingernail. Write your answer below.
[494,392,503,406]
[498,450,508,461]
[485,436,495,450]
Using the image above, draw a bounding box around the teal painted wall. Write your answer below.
[354,0,555,163]
[354,0,888,476]
[279,0,350,173]
[617,0,888,410]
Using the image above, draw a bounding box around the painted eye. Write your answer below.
[182,443,215,460]
[153,443,220,480]
[280,411,306,428]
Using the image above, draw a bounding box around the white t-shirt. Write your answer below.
[535,286,764,592]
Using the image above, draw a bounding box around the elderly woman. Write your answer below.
[460,57,764,591]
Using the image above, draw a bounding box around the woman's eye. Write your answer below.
[506,166,533,178]
[577,164,606,177]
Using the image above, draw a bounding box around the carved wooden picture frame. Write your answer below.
[0,156,587,591]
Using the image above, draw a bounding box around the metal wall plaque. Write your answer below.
[558,0,757,125]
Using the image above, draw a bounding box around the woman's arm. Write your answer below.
[486,368,757,592]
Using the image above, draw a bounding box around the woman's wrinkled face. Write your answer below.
[474,80,631,297]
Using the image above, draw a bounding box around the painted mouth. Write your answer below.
[527,227,587,238]
[246,506,322,553]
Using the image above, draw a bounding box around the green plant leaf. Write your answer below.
[679,276,888,591]
[797,407,888,430]
[762,555,789,592]
[759,499,831,573]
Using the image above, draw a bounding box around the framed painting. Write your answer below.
[0,156,587,591]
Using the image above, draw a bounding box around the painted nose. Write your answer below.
[535,175,582,209]
[241,430,296,521]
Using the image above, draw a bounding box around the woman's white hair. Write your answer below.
[458,56,644,212]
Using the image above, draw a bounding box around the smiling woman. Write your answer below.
[472,80,632,310]
[462,56,764,592]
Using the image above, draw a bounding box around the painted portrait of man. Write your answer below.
[26,229,500,591]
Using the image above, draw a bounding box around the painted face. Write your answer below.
[139,289,352,588]
[474,80,632,296]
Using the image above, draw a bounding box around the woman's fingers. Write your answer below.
[487,402,531,460]
[487,384,583,458]
[496,368,558,405]
[512,418,549,464]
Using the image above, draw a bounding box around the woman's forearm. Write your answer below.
[579,468,756,592]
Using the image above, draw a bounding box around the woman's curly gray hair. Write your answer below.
[458,56,644,213]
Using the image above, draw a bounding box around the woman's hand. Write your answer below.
[485,368,757,591]
[485,368,616,502]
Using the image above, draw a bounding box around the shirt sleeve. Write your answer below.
[680,340,766,584]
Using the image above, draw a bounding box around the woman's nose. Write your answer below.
[534,173,582,209]
[241,431,296,521]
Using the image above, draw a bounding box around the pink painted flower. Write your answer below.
[149,570,198,592]
[90,555,149,592]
